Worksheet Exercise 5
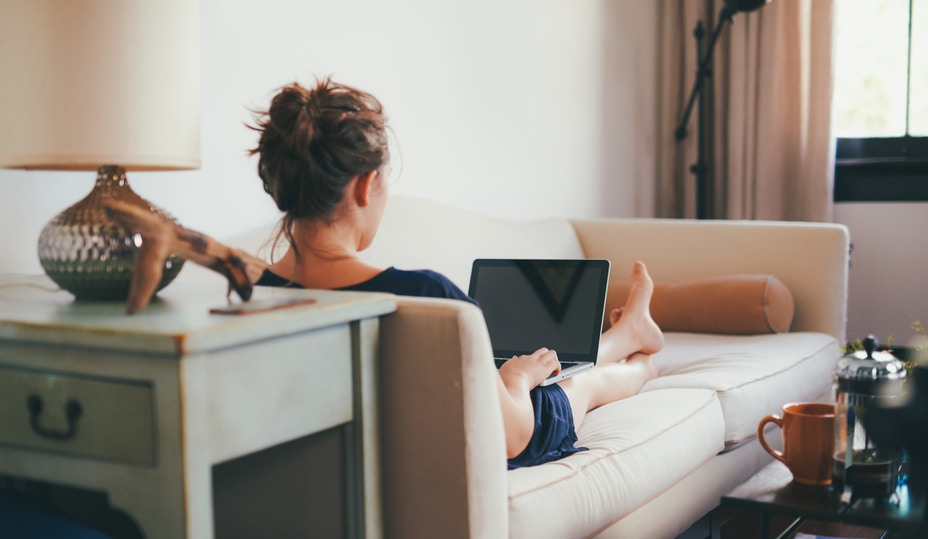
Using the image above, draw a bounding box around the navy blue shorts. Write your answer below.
[507,384,588,469]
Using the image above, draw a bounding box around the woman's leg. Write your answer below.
[558,261,663,430]
[559,353,657,431]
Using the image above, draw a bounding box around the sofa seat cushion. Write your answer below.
[644,332,841,447]
[507,388,723,539]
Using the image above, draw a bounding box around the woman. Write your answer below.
[106,77,664,468]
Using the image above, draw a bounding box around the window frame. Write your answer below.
[832,0,928,203]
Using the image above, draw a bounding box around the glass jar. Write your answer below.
[833,335,908,499]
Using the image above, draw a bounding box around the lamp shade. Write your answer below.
[0,0,200,303]
[0,0,200,170]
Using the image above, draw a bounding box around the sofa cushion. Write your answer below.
[643,332,841,446]
[507,388,723,539]
[606,273,795,335]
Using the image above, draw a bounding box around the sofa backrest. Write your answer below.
[212,195,849,341]
[199,195,583,292]
[362,196,585,291]
[571,217,850,341]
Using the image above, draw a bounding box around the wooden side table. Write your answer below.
[0,278,396,538]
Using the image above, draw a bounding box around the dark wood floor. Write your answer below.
[681,506,888,539]
[714,506,886,538]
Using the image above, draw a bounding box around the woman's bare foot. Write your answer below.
[605,261,664,356]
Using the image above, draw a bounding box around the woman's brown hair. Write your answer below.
[249,77,389,258]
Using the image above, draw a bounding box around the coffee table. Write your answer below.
[718,461,924,539]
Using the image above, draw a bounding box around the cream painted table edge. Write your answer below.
[0,276,396,538]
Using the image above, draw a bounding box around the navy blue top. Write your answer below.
[255,267,477,305]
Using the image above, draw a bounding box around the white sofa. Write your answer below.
[228,195,850,539]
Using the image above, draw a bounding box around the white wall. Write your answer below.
[0,0,660,275]
[835,203,928,347]
[1,1,923,349]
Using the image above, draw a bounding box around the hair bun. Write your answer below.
[250,77,389,223]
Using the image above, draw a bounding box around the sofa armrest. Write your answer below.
[379,297,508,538]
[570,218,849,341]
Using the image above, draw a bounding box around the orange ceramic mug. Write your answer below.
[758,402,835,486]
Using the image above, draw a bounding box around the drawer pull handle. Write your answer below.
[26,394,83,441]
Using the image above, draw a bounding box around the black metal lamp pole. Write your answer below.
[674,0,771,220]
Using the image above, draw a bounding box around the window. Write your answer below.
[833,0,928,201]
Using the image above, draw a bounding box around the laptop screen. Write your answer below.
[467,259,610,363]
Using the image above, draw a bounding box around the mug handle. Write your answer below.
[757,414,786,465]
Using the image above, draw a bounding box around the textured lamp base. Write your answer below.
[37,165,184,301]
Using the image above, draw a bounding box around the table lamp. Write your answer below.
[0,0,200,300]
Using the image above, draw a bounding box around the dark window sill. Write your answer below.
[834,138,928,202]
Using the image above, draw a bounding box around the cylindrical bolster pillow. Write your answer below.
[606,274,795,335]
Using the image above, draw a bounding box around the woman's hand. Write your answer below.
[498,347,561,392]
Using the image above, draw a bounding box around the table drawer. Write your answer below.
[0,365,155,466]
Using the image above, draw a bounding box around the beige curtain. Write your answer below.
[656,0,835,222]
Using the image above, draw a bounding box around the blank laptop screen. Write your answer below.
[467,259,610,363]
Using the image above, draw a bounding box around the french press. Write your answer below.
[833,335,908,499]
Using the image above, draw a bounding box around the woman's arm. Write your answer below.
[496,348,560,458]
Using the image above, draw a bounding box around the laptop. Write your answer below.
[467,258,611,386]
